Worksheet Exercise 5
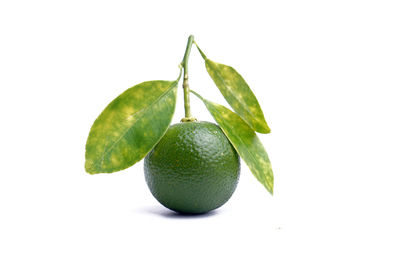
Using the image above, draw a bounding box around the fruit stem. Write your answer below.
[180,35,196,122]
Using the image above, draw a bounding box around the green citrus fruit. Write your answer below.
[144,121,240,214]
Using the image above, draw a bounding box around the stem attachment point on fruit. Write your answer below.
[180,117,197,122]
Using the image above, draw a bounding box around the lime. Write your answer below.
[144,121,240,214]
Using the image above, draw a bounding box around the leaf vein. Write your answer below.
[210,65,257,121]
[96,82,177,169]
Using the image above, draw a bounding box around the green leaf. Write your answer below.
[191,90,274,194]
[204,59,270,133]
[85,80,178,174]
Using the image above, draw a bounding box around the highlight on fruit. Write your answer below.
[84,35,274,214]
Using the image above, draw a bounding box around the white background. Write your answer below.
[1,0,399,254]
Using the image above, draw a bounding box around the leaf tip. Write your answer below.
[257,125,271,134]
[85,169,96,175]
[264,182,274,195]
[267,176,274,195]
[85,159,99,175]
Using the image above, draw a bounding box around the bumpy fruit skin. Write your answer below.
[144,121,240,214]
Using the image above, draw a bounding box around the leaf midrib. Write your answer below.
[208,62,259,125]
[96,82,177,169]
[208,101,272,192]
